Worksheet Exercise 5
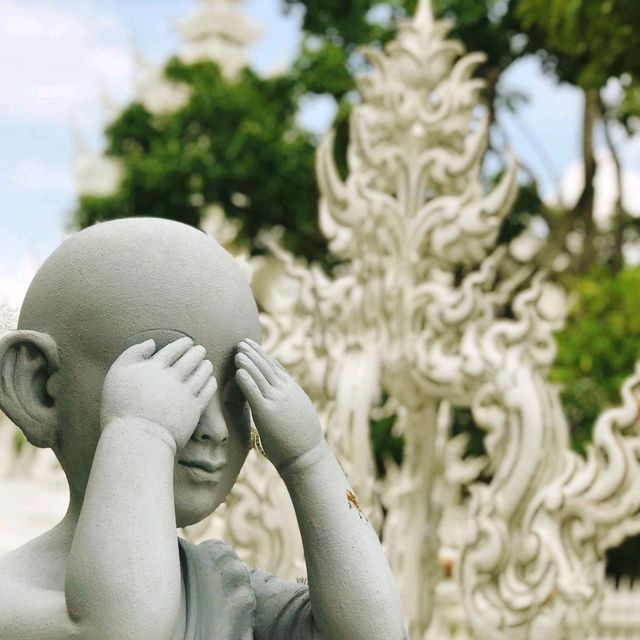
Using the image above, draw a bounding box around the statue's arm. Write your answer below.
[236,340,407,640]
[65,419,181,640]
[0,430,178,640]
[0,429,181,640]
[0,430,183,640]
[64,338,215,640]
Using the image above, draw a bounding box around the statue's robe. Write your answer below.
[178,537,312,640]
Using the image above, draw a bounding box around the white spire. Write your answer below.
[73,124,124,199]
[177,0,261,80]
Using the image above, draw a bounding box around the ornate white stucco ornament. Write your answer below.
[210,2,640,637]
[0,305,17,335]
[458,354,640,639]
[204,0,522,635]
[283,3,522,635]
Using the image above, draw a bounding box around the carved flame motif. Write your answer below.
[72,1,640,637]
[458,348,640,638]
[255,2,524,635]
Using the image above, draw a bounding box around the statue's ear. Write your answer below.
[0,330,60,448]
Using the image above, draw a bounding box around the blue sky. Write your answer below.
[0,0,639,306]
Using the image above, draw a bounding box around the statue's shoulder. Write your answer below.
[0,542,76,639]
[178,538,313,639]
[187,536,238,558]
[0,536,61,590]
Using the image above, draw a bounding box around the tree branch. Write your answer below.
[573,87,600,274]
[599,93,628,273]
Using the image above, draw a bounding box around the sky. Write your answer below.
[0,0,639,308]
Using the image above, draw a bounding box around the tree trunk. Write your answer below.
[574,88,599,274]
[600,98,627,273]
[483,64,501,127]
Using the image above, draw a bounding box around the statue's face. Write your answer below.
[149,329,253,528]
[118,328,254,527]
[173,374,251,527]
[57,317,259,527]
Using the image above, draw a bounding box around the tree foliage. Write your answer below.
[552,267,640,454]
[516,0,640,90]
[77,60,326,263]
[76,0,640,271]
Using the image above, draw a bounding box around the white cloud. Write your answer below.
[549,151,640,224]
[8,159,74,194]
[0,2,135,123]
[0,255,41,309]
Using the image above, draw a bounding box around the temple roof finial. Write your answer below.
[414,0,434,27]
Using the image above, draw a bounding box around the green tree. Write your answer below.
[76,0,640,271]
[76,1,549,261]
[77,60,327,263]
[516,0,640,272]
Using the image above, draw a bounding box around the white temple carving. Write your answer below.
[177,0,261,80]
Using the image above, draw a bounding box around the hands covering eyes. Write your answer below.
[101,337,217,449]
[235,339,323,470]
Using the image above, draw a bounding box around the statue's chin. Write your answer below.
[173,457,243,529]
[175,499,222,529]
[173,483,226,528]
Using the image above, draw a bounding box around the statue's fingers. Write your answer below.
[237,341,280,385]
[188,359,214,393]
[236,369,263,407]
[235,352,270,396]
[173,344,207,379]
[267,354,289,379]
[152,336,194,366]
[196,376,217,405]
[116,339,156,364]
[241,339,287,381]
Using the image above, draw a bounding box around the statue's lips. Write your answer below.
[178,459,226,481]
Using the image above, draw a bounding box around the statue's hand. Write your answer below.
[101,337,217,448]
[235,339,323,470]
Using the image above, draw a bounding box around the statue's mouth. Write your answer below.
[179,459,226,474]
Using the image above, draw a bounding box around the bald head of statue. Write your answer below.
[0,218,261,524]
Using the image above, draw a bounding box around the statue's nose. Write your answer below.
[191,401,228,445]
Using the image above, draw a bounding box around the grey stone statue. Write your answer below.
[0,218,407,640]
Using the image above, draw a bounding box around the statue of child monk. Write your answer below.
[0,218,407,640]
